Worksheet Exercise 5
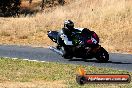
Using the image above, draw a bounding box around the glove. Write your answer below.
[60,34,66,40]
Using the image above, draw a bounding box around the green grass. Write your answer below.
[0,57,131,88]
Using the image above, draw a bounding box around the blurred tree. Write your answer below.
[28,0,65,10]
[0,0,66,17]
[0,0,21,17]
[29,0,32,5]
[58,0,65,5]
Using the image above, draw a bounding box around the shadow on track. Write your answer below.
[68,58,132,65]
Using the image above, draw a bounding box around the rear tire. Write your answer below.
[95,47,109,63]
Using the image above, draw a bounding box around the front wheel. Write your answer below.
[95,47,109,63]
[61,46,73,59]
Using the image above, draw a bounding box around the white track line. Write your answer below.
[2,57,46,63]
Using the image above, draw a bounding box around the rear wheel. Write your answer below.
[95,47,109,63]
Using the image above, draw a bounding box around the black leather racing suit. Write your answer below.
[57,27,99,48]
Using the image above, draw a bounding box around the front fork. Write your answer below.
[49,46,63,55]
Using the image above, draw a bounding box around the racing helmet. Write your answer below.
[64,20,74,30]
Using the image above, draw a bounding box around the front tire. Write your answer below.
[63,54,73,59]
[61,46,73,59]
[95,47,109,63]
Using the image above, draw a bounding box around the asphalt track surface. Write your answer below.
[0,45,131,72]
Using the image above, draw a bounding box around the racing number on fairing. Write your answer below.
[91,37,97,44]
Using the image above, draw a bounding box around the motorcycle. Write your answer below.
[47,30,109,62]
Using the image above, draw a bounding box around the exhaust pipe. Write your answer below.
[49,46,63,56]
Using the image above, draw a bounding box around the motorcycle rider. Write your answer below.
[57,20,99,49]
